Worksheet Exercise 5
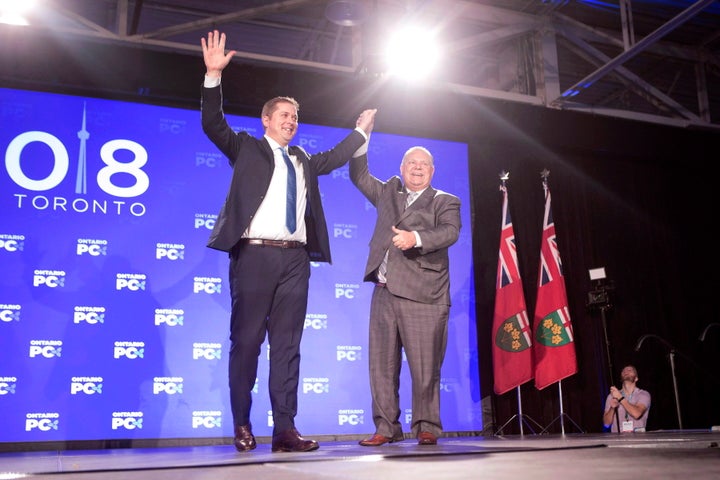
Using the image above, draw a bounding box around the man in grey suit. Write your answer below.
[201,30,377,453]
[350,145,461,446]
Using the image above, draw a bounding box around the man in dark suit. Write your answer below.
[350,145,461,446]
[201,30,376,453]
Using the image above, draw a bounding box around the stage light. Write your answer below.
[0,0,35,26]
[383,26,440,80]
[587,267,612,307]
[588,267,606,281]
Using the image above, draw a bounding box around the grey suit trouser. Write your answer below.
[367,284,449,438]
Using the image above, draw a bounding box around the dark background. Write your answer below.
[3,29,719,436]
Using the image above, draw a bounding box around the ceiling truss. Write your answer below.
[10,0,720,130]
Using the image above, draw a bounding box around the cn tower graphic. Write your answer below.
[76,102,89,194]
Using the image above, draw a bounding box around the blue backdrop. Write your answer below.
[0,87,480,443]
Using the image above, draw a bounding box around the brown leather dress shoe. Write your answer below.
[233,424,256,452]
[271,428,319,452]
[358,433,404,446]
[417,431,438,445]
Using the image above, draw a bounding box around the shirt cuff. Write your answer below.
[354,127,368,141]
[204,75,221,88]
[413,231,422,247]
[352,131,370,158]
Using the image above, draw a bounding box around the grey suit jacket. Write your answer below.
[201,84,366,262]
[349,154,461,305]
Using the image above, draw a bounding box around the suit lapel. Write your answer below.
[402,187,436,214]
[411,187,436,210]
[260,138,277,169]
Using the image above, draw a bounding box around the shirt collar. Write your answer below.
[265,135,287,153]
[407,187,428,197]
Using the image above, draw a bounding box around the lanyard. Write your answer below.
[622,389,635,420]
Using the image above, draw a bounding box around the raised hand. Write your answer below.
[201,30,237,78]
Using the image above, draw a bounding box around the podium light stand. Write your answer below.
[495,386,543,436]
[699,323,720,342]
[586,267,619,432]
[598,302,620,433]
[635,334,683,429]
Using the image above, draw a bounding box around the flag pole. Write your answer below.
[533,170,582,435]
[558,381,567,435]
[494,386,543,436]
[492,170,540,436]
[514,386,543,435]
[540,380,584,434]
[517,386,525,436]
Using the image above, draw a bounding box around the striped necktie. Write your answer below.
[378,190,419,282]
[406,190,419,209]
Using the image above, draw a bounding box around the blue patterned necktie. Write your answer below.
[280,148,297,233]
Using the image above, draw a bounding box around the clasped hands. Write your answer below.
[356,108,377,137]
[392,225,416,251]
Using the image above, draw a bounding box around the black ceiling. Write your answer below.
[3,0,720,130]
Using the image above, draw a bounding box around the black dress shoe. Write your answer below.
[271,428,319,452]
[233,424,256,452]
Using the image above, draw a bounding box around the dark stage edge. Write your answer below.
[1,430,719,479]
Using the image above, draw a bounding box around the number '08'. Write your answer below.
[5,131,149,198]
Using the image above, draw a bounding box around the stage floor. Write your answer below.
[2,430,719,479]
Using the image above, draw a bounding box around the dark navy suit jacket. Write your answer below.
[201,85,366,262]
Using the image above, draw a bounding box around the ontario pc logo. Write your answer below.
[192,343,221,360]
[33,270,66,288]
[153,377,184,395]
[112,412,143,430]
[70,376,103,395]
[194,213,216,230]
[338,409,364,426]
[29,340,62,358]
[304,313,328,330]
[192,410,222,429]
[0,234,24,252]
[156,243,185,261]
[113,341,145,359]
[0,377,18,395]
[25,413,60,432]
[116,273,146,291]
[154,308,184,327]
[193,277,221,294]
[76,238,108,256]
[74,306,106,324]
[0,304,21,323]
[302,377,330,394]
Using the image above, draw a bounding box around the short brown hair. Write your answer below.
[261,96,299,119]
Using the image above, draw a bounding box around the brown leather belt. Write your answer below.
[241,238,305,249]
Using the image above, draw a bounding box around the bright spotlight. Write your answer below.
[384,26,439,80]
[0,0,35,26]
